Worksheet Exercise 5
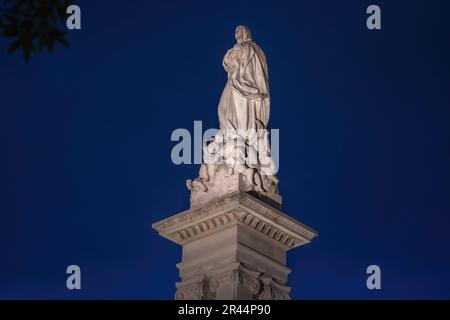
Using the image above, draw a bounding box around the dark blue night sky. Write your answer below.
[1,0,449,299]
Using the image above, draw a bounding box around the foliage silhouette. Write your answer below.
[0,0,72,61]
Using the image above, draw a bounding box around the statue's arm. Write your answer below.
[222,48,233,72]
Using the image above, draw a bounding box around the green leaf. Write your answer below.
[3,13,19,23]
[7,38,20,53]
[38,33,47,51]
[22,45,30,61]
[2,0,72,60]
[46,36,54,52]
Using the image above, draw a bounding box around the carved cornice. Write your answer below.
[152,191,318,249]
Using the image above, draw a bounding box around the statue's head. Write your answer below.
[235,25,252,43]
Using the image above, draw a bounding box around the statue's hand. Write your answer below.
[247,93,267,100]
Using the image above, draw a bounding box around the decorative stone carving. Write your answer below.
[257,275,291,300]
[173,263,292,300]
[175,275,207,300]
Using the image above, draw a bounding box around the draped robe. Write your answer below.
[218,40,270,133]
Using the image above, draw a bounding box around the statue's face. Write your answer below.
[235,27,244,43]
[234,27,247,43]
[235,26,251,43]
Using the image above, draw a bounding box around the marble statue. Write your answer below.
[187,26,279,208]
[218,25,270,132]
[154,26,318,301]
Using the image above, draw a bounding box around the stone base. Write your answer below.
[152,191,317,300]
[189,165,282,209]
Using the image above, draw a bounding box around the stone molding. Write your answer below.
[152,191,318,250]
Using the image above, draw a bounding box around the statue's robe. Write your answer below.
[218,40,270,133]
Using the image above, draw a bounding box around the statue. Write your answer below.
[218,25,270,132]
[154,27,318,302]
[187,26,279,207]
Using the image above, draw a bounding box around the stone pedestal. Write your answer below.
[152,189,317,300]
